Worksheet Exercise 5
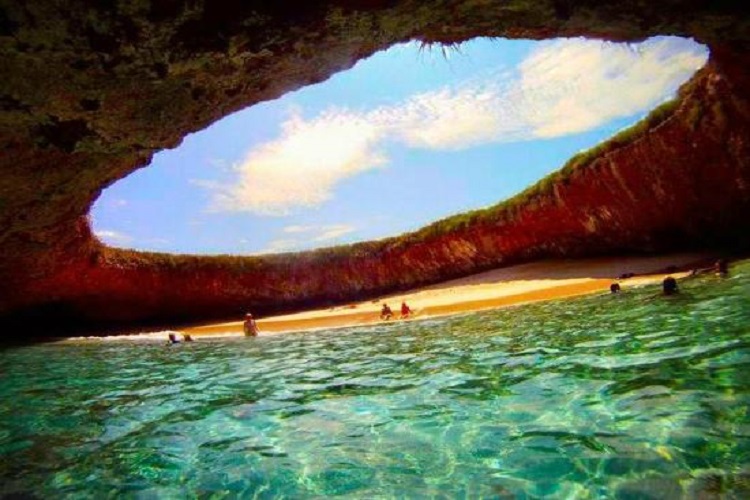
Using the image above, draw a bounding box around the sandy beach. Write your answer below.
[182,252,712,337]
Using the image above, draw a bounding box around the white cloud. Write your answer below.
[312,224,357,241]
[519,37,708,137]
[206,37,707,214]
[383,77,531,150]
[210,110,387,215]
[261,224,358,253]
[95,229,132,244]
[281,223,357,241]
[263,238,302,253]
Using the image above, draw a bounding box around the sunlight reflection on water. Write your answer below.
[1,261,749,498]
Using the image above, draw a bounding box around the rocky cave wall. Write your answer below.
[1,1,749,335]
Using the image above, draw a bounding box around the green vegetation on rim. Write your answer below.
[405,96,682,242]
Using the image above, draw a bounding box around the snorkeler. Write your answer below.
[662,276,679,295]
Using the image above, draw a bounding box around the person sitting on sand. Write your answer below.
[662,276,679,295]
[167,333,180,344]
[182,334,194,342]
[243,313,259,337]
[610,283,621,294]
[380,303,393,321]
[400,301,413,318]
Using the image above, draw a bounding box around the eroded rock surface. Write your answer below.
[1,1,749,335]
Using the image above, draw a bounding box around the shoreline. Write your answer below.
[182,252,712,338]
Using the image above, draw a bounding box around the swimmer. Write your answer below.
[243,313,260,337]
[662,276,679,295]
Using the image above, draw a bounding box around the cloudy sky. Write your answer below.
[92,36,707,255]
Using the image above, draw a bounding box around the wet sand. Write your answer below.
[182,252,711,337]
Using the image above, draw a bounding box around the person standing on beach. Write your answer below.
[243,313,259,337]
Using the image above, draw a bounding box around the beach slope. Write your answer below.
[183,253,710,337]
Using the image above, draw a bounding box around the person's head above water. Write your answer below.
[662,276,679,295]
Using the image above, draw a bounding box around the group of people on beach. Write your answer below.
[380,301,413,320]
[182,258,732,343]
[167,314,259,342]
[239,300,412,340]
[609,258,730,297]
[167,332,193,344]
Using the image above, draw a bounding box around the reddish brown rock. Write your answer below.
[1,2,749,336]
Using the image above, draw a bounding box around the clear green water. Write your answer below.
[2,262,750,499]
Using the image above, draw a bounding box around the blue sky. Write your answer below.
[92,36,707,255]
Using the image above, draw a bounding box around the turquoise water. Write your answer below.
[2,262,750,498]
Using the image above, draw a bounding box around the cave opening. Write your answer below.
[91,36,707,256]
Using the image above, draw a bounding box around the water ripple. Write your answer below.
[2,261,750,497]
